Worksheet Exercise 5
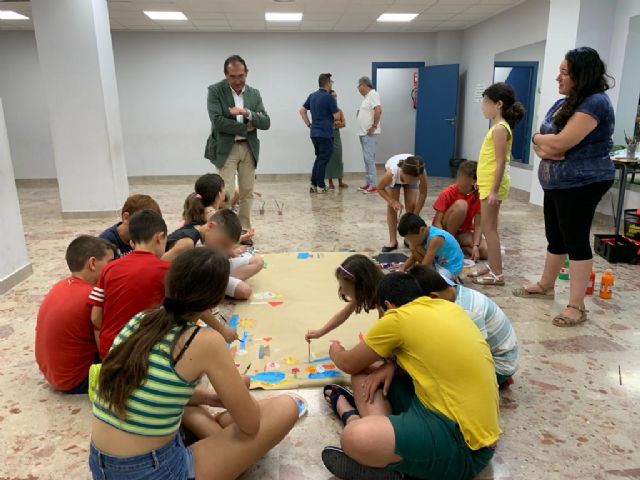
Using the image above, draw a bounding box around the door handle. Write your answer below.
[444,118,456,125]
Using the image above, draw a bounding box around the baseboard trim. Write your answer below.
[0,263,33,295]
[61,210,120,219]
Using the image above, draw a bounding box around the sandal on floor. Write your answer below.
[512,282,555,299]
[322,446,404,480]
[467,264,490,278]
[324,384,359,426]
[472,270,505,286]
[553,304,587,327]
[381,244,398,253]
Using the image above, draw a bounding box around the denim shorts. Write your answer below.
[89,434,195,480]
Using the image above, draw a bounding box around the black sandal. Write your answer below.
[324,384,359,426]
[381,244,398,253]
[322,446,403,480]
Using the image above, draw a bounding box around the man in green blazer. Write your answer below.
[205,54,270,229]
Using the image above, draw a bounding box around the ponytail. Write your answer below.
[502,102,525,128]
[97,248,231,419]
[182,193,206,225]
[483,82,526,128]
[399,156,425,177]
[195,174,225,208]
[98,305,185,418]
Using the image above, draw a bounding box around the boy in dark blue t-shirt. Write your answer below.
[99,194,161,257]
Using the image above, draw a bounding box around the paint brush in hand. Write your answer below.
[307,332,311,363]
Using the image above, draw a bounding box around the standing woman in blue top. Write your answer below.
[299,73,341,193]
[513,47,615,327]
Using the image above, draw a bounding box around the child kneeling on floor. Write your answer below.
[164,208,263,301]
[409,264,518,387]
[90,248,298,480]
[397,212,464,281]
[323,273,500,480]
[305,254,383,342]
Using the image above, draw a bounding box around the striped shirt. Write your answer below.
[93,314,198,436]
[455,285,518,376]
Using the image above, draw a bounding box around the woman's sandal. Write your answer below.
[472,270,505,286]
[381,244,398,253]
[553,304,588,327]
[324,384,359,426]
[512,282,555,299]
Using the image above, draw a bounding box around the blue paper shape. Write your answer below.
[251,371,286,384]
[297,252,311,259]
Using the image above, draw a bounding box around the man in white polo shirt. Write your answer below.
[356,76,382,193]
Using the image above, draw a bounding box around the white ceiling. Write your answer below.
[0,0,526,32]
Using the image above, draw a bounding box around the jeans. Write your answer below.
[89,434,195,480]
[310,137,334,188]
[360,134,380,186]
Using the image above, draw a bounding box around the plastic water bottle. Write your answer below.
[585,271,596,295]
[599,269,614,300]
[558,258,570,280]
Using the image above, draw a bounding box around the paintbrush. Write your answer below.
[243,363,252,375]
[307,333,311,363]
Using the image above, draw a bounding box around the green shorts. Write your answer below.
[386,375,494,480]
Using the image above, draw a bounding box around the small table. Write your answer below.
[612,157,640,235]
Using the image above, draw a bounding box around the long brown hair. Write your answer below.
[182,193,206,225]
[554,47,613,130]
[98,248,230,418]
[336,254,384,313]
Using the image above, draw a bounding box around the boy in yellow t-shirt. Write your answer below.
[324,273,500,480]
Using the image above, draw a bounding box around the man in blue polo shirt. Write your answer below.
[300,73,341,193]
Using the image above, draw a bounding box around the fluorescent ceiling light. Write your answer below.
[144,11,187,21]
[377,13,418,22]
[0,11,29,20]
[265,12,303,22]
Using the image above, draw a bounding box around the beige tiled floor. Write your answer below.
[1,173,639,479]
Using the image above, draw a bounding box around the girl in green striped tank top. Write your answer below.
[90,248,298,479]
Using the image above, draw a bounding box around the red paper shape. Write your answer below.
[268,301,283,307]
[263,337,273,342]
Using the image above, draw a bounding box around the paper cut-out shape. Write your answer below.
[266,361,280,369]
[268,301,283,307]
[297,252,311,259]
[251,371,286,384]
[305,365,317,373]
[310,356,331,364]
[252,291,280,301]
[239,318,256,329]
[284,357,299,365]
[258,345,270,360]
[263,337,272,342]
[228,314,240,331]
[308,370,343,380]
[322,363,336,370]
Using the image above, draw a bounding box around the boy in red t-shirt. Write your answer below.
[35,236,116,393]
[432,160,488,260]
[89,209,170,359]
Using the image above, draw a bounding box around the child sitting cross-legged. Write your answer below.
[90,248,298,480]
[409,264,518,387]
[432,160,487,261]
[163,208,263,301]
[99,194,161,257]
[305,254,383,342]
[397,212,464,281]
[35,235,116,394]
[322,272,500,480]
[90,210,171,359]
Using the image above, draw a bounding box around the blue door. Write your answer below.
[494,62,538,164]
[414,64,459,177]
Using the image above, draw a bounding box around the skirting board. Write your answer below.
[0,263,33,295]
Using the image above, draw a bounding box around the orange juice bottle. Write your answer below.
[599,269,614,299]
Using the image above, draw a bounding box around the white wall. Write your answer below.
[0,30,439,179]
[459,0,550,163]
[0,31,56,179]
[375,68,417,163]
[494,40,546,192]
[0,98,31,290]
[612,14,640,146]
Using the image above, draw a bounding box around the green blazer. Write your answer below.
[205,80,270,168]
